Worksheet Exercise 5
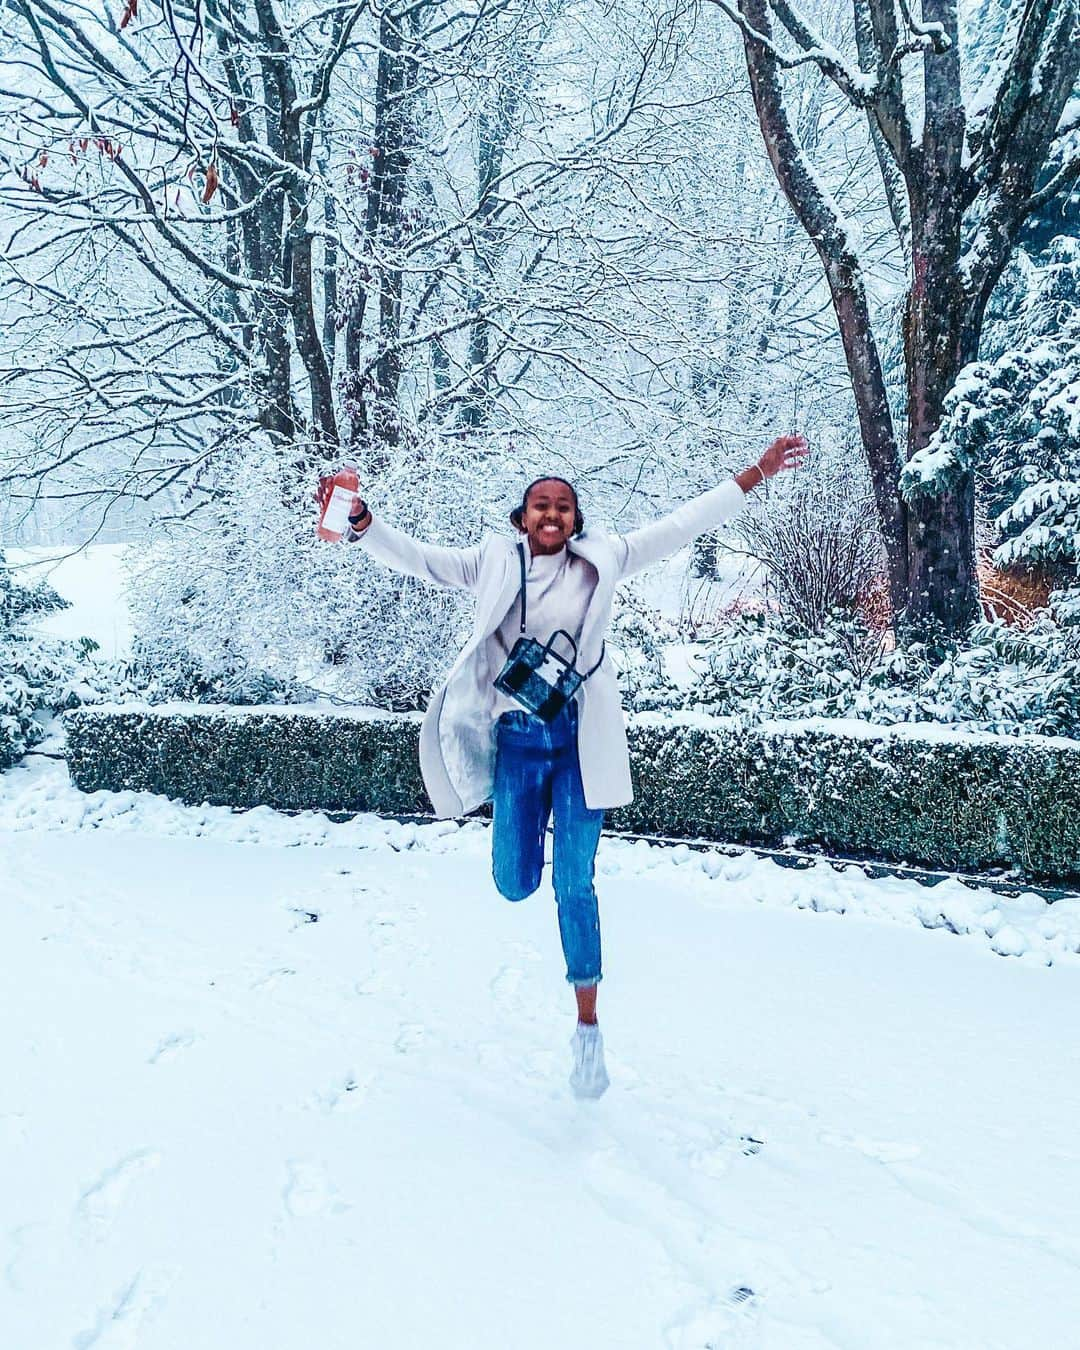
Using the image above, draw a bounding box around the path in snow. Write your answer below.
[2,758,1080,1349]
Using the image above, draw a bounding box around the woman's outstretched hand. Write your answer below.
[735,433,809,493]
[316,473,371,540]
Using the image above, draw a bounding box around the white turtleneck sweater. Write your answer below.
[489,544,598,719]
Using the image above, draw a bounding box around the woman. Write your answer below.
[333,434,807,1098]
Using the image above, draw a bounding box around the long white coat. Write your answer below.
[355,479,747,817]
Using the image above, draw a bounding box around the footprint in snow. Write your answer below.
[366,905,430,964]
[284,1160,345,1218]
[73,1265,176,1350]
[689,1130,765,1178]
[288,907,321,928]
[665,1287,762,1350]
[309,1073,372,1114]
[147,1030,196,1065]
[353,971,389,997]
[250,967,296,992]
[394,1023,429,1054]
[489,963,525,1007]
[77,1150,161,1235]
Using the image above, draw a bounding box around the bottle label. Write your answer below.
[322,485,354,534]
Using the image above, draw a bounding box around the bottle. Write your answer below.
[317,466,360,541]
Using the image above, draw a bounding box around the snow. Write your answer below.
[631,706,1080,752]
[75,700,421,722]
[3,754,1080,1348]
[6,544,132,661]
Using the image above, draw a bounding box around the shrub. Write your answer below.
[678,603,1080,737]
[63,704,1080,881]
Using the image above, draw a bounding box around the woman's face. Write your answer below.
[517,479,577,555]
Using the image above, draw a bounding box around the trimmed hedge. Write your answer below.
[65,706,428,816]
[63,705,1080,882]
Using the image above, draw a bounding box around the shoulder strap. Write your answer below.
[515,542,603,678]
[516,541,527,634]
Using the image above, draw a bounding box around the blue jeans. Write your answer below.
[491,702,605,986]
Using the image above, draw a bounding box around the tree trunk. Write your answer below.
[736,0,909,619]
[344,10,416,457]
[902,245,981,635]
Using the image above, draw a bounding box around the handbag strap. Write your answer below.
[514,541,605,680]
[542,628,579,666]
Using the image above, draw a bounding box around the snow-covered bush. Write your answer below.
[676,599,1080,737]
[685,611,884,720]
[608,586,681,710]
[128,433,525,710]
[64,703,1080,879]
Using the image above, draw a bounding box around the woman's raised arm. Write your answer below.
[348,512,483,592]
[614,434,808,579]
[322,481,483,592]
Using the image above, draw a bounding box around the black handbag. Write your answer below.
[493,542,604,723]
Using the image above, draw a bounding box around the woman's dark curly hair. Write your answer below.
[509,476,585,536]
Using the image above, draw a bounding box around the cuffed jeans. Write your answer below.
[491,702,605,986]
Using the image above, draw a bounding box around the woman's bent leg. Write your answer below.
[491,715,553,902]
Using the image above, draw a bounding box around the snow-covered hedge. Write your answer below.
[620,714,1079,881]
[63,705,1080,881]
[64,706,429,816]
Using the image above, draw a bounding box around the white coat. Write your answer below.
[355,479,747,817]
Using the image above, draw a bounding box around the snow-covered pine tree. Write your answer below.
[0,554,75,768]
[903,236,1080,582]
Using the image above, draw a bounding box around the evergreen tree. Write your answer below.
[0,554,74,768]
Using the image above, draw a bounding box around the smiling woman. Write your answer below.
[322,435,808,1096]
[508,478,585,555]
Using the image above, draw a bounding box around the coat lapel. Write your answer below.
[476,540,523,642]
[567,533,618,670]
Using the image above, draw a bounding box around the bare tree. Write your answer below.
[707,0,1080,636]
[1,0,766,532]
[727,446,885,631]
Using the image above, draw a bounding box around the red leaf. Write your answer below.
[230,104,239,127]
[201,161,219,203]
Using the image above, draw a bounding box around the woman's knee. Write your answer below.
[492,863,542,903]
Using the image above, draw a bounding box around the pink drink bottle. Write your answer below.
[317,466,360,541]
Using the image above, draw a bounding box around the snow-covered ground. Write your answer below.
[3,754,1080,1349]
[6,544,133,662]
